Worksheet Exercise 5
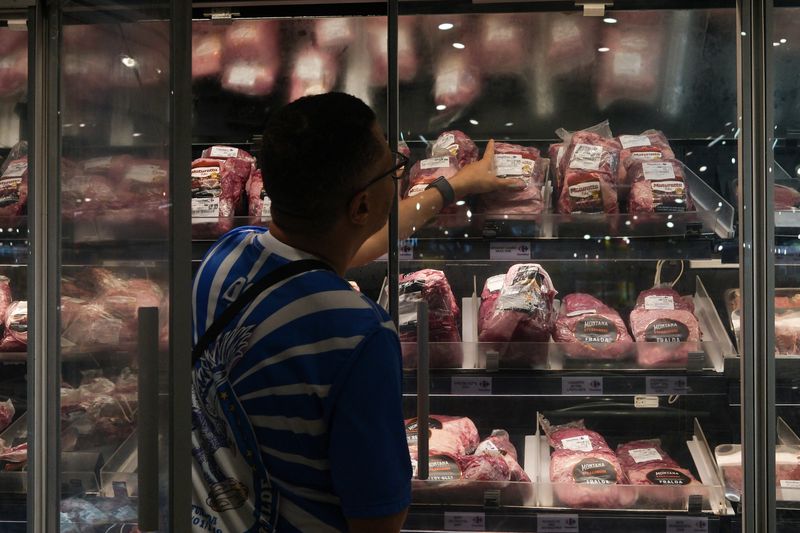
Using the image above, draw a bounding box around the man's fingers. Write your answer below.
[483,139,495,161]
[498,178,527,190]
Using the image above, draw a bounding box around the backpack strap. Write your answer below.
[192,259,334,365]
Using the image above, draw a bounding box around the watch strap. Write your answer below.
[425,175,456,207]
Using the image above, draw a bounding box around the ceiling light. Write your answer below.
[452,42,465,50]
[505,122,514,127]
[699,165,708,172]
[436,104,447,111]
[121,55,137,68]
[598,47,610,53]
[438,22,454,31]
[774,42,781,47]
[603,17,617,24]
[132,132,142,137]
[781,38,788,44]
[469,119,479,125]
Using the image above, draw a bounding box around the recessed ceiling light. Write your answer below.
[699,165,708,172]
[774,42,781,47]
[436,104,447,111]
[469,119,479,125]
[438,22,454,31]
[598,47,610,53]
[121,55,137,68]
[505,122,514,127]
[452,42,465,49]
[781,38,788,44]
[603,17,617,24]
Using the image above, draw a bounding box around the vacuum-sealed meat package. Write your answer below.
[557,127,621,214]
[616,130,676,185]
[629,286,701,368]
[475,429,530,482]
[288,45,338,103]
[428,130,479,169]
[191,23,224,80]
[433,50,481,109]
[405,415,479,459]
[366,17,418,86]
[0,157,28,218]
[553,293,633,360]
[478,143,545,215]
[627,159,693,214]
[617,439,698,488]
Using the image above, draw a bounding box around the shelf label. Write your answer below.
[780,480,800,489]
[635,395,660,408]
[490,241,531,260]
[646,376,689,395]
[444,512,485,530]
[451,376,492,395]
[562,377,603,395]
[666,516,708,533]
[399,241,414,261]
[538,514,579,532]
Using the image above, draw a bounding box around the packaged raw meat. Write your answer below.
[314,17,356,53]
[478,275,504,334]
[245,169,270,223]
[775,184,800,210]
[405,415,479,459]
[557,125,621,214]
[459,454,511,481]
[366,17,418,86]
[617,439,697,487]
[478,143,546,215]
[627,159,693,214]
[428,130,479,169]
[0,157,28,218]
[553,293,633,360]
[404,155,470,225]
[0,399,14,433]
[398,269,462,368]
[192,23,224,80]
[475,429,530,482]
[477,14,526,76]
[0,141,26,176]
[433,50,481,109]
[61,303,124,347]
[3,301,25,345]
[616,130,676,185]
[716,443,800,499]
[221,60,279,97]
[479,264,557,343]
[545,14,597,75]
[548,143,565,197]
[223,20,280,63]
[0,276,12,323]
[541,417,633,509]
[288,46,338,103]
[0,43,26,97]
[629,286,701,368]
[191,155,250,232]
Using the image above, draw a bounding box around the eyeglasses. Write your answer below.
[356,151,410,193]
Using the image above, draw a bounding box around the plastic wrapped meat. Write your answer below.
[192,23,224,80]
[478,14,526,75]
[404,155,470,226]
[478,143,545,215]
[0,157,28,218]
[61,303,124,347]
[629,287,701,368]
[475,429,530,482]
[288,46,338,103]
[553,293,633,360]
[775,184,800,210]
[549,143,565,197]
[405,415,479,459]
[775,312,800,355]
[314,17,355,53]
[478,275,504,334]
[366,17,418,85]
[627,159,693,214]
[459,454,511,481]
[433,50,481,109]
[557,130,621,214]
[0,37,27,97]
[428,130,479,169]
[3,301,25,344]
[0,276,11,322]
[0,399,14,433]
[616,130,676,185]
[223,20,279,62]
[191,155,251,233]
[617,439,698,490]
[479,264,557,343]
[398,270,462,368]
[546,14,597,75]
[245,169,270,223]
[201,146,256,163]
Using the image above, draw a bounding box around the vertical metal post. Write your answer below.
[416,301,429,480]
[138,307,160,532]
[30,1,61,531]
[387,0,399,325]
[170,0,193,531]
[738,1,776,532]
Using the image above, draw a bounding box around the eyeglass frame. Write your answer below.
[353,150,410,195]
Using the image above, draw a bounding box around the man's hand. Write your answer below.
[449,139,526,198]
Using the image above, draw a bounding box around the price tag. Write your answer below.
[490,241,531,260]
[666,516,708,533]
[451,376,492,395]
[635,395,659,408]
[444,512,486,530]
[780,480,800,488]
[562,377,603,395]
[538,514,579,532]
[399,241,414,261]
[646,376,689,395]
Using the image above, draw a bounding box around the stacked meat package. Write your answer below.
[398,269,462,368]
[553,293,633,360]
[629,286,701,367]
[479,143,546,215]
[617,439,698,502]
[191,145,256,234]
[220,20,281,97]
[406,415,529,482]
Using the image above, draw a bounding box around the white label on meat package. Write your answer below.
[489,241,531,260]
[436,70,460,97]
[642,162,677,181]
[562,376,603,395]
[126,164,166,184]
[209,146,240,159]
[552,19,580,43]
[569,144,603,171]
[420,156,451,170]
[560,435,593,452]
[644,295,675,310]
[619,135,652,149]
[629,447,663,463]
[192,197,220,218]
[406,184,428,197]
[646,376,689,395]
[495,154,524,177]
[433,133,456,154]
[451,377,492,395]
[444,512,486,531]
[556,146,565,166]
[227,65,257,87]
[780,480,800,489]
[666,516,708,533]
[632,151,664,161]
[614,52,644,77]
[261,195,272,219]
[538,514,579,533]
[84,156,112,170]
[566,308,597,317]
[2,160,27,178]
[486,275,505,293]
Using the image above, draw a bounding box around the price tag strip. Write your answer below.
[538,514,579,533]
[666,516,708,533]
[443,512,486,531]
[490,241,532,260]
[451,376,492,395]
[646,376,689,395]
[562,377,603,395]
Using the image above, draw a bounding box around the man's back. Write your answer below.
[191,227,411,532]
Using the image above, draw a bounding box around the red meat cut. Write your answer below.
[475,429,530,482]
[775,184,800,210]
[191,23,224,80]
[405,415,479,459]
[433,50,481,109]
[0,157,27,218]
[478,275,504,334]
[616,130,675,185]
[459,454,511,481]
[0,399,13,433]
[428,130,479,169]
[0,276,11,323]
[629,287,701,368]
[617,439,697,487]
[553,293,633,360]
[366,17,418,86]
[549,143,565,198]
[479,143,545,215]
[245,169,270,223]
[404,156,469,224]
[191,155,252,233]
[627,159,693,214]
[557,131,621,214]
[477,15,526,76]
[288,46,338,103]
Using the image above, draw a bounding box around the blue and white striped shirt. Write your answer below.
[191,227,411,533]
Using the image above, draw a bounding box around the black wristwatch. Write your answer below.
[425,175,456,207]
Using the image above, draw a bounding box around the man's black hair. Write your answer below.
[260,92,385,234]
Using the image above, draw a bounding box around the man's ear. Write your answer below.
[348,190,371,226]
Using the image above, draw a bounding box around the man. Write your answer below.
[191,92,522,533]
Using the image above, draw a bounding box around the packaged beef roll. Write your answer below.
[475,429,530,482]
[617,439,698,488]
[428,130,479,169]
[398,269,462,368]
[541,417,634,509]
[553,293,633,360]
[627,159,693,214]
[629,286,701,368]
[557,127,621,214]
[616,130,676,185]
[0,157,27,218]
[478,143,546,216]
[478,275,504,334]
[405,415,479,459]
